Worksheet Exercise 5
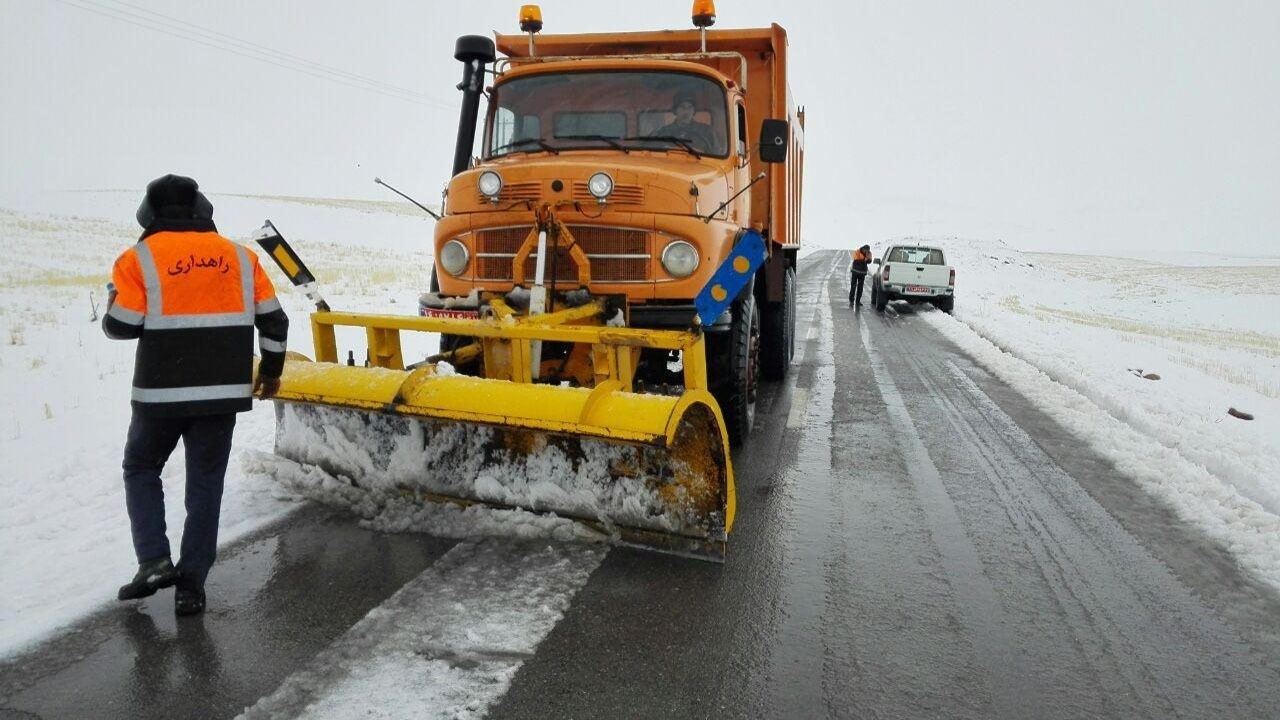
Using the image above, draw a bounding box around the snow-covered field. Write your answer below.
[895,238,1280,586]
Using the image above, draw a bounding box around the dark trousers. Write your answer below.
[850,271,867,303]
[122,411,236,590]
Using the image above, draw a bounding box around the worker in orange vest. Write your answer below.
[849,244,872,306]
[104,174,289,616]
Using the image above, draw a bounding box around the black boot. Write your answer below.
[118,557,180,600]
[175,587,206,617]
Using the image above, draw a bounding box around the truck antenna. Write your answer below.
[374,177,441,220]
[701,172,765,223]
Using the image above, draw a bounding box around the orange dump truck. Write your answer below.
[425,7,805,446]
[254,5,804,560]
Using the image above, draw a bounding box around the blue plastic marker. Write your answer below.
[693,230,768,327]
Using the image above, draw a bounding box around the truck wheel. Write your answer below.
[761,267,795,381]
[935,296,954,314]
[711,291,760,447]
[874,286,888,312]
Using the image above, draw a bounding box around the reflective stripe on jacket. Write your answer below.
[103,230,289,417]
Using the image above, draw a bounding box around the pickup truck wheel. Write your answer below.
[711,291,760,447]
[935,296,954,314]
[874,286,888,312]
[761,267,795,381]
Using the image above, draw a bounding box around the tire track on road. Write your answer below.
[858,309,1034,719]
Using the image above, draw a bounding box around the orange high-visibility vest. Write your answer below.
[104,230,287,416]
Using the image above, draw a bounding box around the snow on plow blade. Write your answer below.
[261,306,736,561]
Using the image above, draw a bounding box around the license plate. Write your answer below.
[420,307,480,319]
[906,285,930,293]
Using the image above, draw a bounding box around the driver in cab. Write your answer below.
[650,91,715,153]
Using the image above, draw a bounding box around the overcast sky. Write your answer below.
[2,0,1277,256]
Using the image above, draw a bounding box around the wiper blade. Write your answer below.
[553,134,630,153]
[623,135,703,158]
[491,137,559,155]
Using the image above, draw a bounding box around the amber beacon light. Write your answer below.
[692,0,716,28]
[520,4,543,56]
[520,5,543,32]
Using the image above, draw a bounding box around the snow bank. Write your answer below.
[892,236,1280,588]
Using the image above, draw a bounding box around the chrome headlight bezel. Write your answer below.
[660,240,700,279]
[477,170,503,199]
[439,239,470,276]
[587,171,614,200]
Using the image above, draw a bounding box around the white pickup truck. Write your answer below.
[870,244,955,313]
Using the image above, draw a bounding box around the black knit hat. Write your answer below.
[136,174,214,228]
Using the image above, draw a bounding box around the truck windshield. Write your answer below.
[487,71,730,159]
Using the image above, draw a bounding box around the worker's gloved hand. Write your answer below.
[254,375,281,398]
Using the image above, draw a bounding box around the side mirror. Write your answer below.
[873,258,882,264]
[758,119,789,163]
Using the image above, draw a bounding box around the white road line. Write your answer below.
[793,253,836,365]
[789,251,838,405]
[786,388,810,429]
[239,540,606,720]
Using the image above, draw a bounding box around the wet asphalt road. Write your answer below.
[0,508,459,719]
[4,250,1280,719]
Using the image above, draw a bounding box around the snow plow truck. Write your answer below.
[255,2,804,561]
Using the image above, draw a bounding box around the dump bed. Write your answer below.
[495,25,803,250]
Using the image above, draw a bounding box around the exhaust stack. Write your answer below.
[451,35,496,177]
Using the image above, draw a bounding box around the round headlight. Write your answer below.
[587,172,614,200]
[661,240,699,279]
[477,171,503,198]
[439,239,470,276]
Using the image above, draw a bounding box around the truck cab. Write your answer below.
[434,61,752,317]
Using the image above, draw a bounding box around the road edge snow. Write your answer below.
[919,310,1280,591]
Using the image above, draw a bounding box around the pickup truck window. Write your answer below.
[887,247,946,265]
[488,71,729,159]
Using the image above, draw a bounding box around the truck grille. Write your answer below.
[477,181,542,203]
[572,183,645,206]
[473,225,650,283]
[477,182,645,206]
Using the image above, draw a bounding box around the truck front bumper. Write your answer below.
[631,303,732,332]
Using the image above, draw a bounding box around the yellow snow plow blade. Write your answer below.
[261,302,736,561]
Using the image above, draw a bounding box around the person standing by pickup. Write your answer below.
[849,245,872,306]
